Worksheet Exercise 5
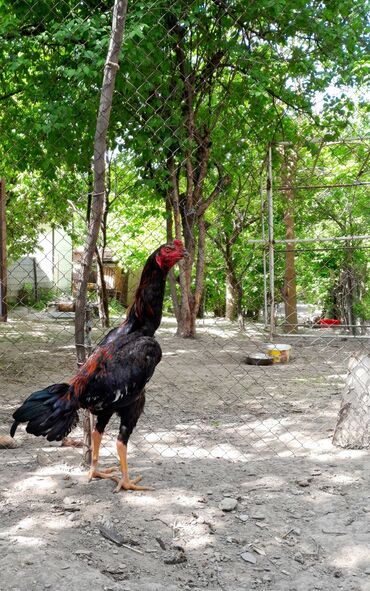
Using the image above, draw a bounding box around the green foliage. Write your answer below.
[108,297,126,318]
[0,0,368,325]
[17,283,56,310]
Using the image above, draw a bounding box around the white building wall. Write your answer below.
[8,227,72,299]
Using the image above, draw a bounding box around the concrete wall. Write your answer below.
[8,227,72,300]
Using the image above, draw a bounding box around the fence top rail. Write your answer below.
[276,181,370,191]
[245,234,370,245]
[273,333,370,340]
[273,137,370,146]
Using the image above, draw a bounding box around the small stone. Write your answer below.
[63,496,77,505]
[293,552,304,564]
[251,514,265,521]
[220,498,238,512]
[364,567,370,575]
[237,514,249,522]
[240,551,257,565]
[164,551,187,565]
[74,549,93,558]
[297,479,310,487]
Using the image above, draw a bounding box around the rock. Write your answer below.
[293,552,304,564]
[237,514,249,522]
[240,551,257,565]
[164,550,187,565]
[63,496,78,505]
[220,498,238,512]
[155,537,166,550]
[296,479,310,487]
[74,549,93,558]
[364,566,370,575]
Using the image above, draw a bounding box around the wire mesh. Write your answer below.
[0,0,369,481]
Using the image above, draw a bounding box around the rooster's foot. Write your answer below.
[113,475,154,493]
[88,467,119,482]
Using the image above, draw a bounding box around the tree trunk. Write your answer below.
[74,0,127,466]
[333,354,370,448]
[74,0,127,365]
[96,247,110,328]
[225,271,237,321]
[281,147,298,334]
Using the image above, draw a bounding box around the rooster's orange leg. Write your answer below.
[88,429,119,481]
[113,440,153,492]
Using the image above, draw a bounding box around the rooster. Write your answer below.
[10,240,188,492]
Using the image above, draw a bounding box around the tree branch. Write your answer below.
[197,163,231,217]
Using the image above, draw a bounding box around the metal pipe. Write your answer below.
[0,178,7,322]
[260,176,268,327]
[267,144,274,340]
[274,137,370,146]
[244,234,370,245]
[272,333,370,340]
[278,181,370,191]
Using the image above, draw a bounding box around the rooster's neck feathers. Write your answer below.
[122,257,167,337]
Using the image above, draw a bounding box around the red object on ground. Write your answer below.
[319,318,341,326]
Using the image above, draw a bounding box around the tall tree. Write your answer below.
[112,0,368,336]
[75,0,128,365]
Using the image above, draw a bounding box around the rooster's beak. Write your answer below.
[182,249,190,258]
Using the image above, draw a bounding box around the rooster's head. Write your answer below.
[155,240,189,272]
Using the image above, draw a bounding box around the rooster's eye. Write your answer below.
[165,247,171,253]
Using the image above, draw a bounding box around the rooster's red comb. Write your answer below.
[173,240,184,248]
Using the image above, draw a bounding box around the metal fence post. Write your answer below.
[267,145,275,340]
[0,179,7,323]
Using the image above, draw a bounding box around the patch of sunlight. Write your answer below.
[242,475,286,489]
[144,432,179,444]
[122,490,204,509]
[186,534,214,550]
[8,535,45,548]
[328,373,347,380]
[209,444,244,460]
[35,464,78,475]
[142,441,244,460]
[22,349,51,354]
[12,516,36,532]
[331,544,370,569]
[313,448,368,462]
[13,475,58,493]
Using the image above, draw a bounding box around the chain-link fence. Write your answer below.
[0,0,369,464]
[1,2,370,589]
[1,138,369,465]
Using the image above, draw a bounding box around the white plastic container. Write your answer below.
[263,343,292,363]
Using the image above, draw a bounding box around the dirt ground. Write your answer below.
[1,310,370,591]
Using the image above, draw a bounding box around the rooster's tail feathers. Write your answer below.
[10,383,79,441]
